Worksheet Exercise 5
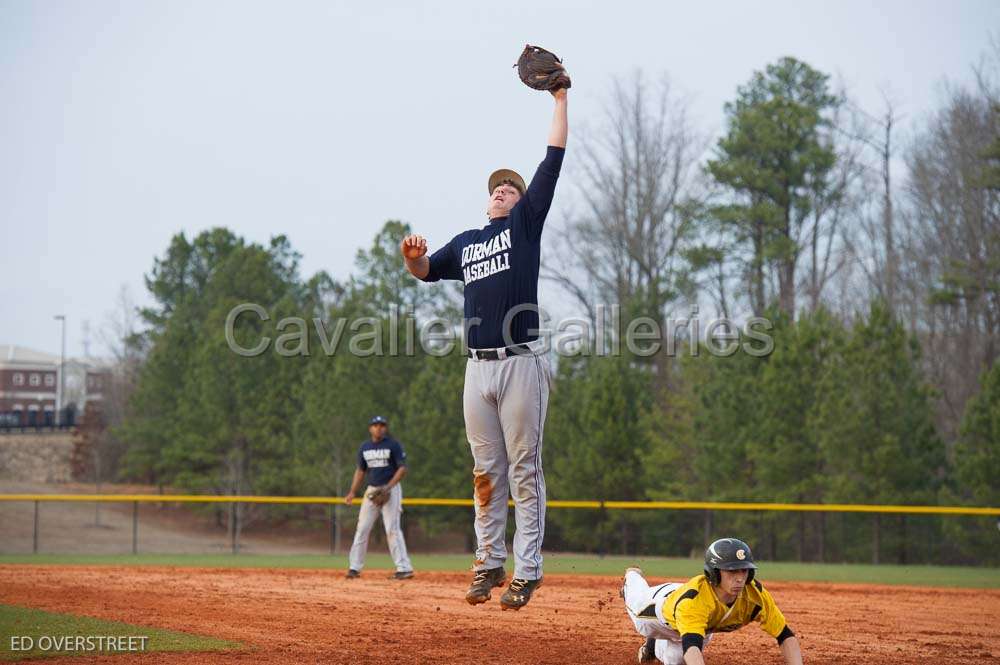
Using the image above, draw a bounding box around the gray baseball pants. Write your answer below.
[464,344,551,580]
[348,484,413,573]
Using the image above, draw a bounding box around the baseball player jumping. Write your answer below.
[400,82,568,609]
[622,538,804,665]
[344,415,414,580]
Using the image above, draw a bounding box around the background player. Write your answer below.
[622,538,803,665]
[399,86,568,609]
[344,415,414,580]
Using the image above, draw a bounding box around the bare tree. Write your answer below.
[839,90,906,317]
[73,285,145,510]
[798,96,869,315]
[901,56,1000,440]
[99,285,143,421]
[545,72,706,351]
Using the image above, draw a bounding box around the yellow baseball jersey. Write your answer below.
[661,575,787,639]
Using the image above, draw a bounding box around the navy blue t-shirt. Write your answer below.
[421,145,565,349]
[356,436,407,486]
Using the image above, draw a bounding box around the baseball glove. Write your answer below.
[515,44,571,92]
[366,486,390,506]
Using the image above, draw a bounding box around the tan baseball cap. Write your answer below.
[488,168,526,195]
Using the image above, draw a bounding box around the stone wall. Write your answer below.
[0,432,74,483]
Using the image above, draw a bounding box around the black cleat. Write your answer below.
[637,637,656,662]
[346,569,360,579]
[500,577,542,611]
[465,567,506,605]
[390,570,414,580]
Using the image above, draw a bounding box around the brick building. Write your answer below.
[0,345,108,428]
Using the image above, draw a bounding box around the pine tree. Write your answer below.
[946,361,1000,563]
[813,302,944,563]
[707,58,840,316]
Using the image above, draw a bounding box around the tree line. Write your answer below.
[88,50,999,565]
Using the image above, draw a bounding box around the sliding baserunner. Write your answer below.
[622,538,804,664]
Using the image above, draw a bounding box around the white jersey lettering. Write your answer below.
[363,448,392,468]
[463,251,511,285]
[461,229,511,269]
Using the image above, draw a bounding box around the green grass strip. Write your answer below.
[0,604,241,662]
[1,552,998,588]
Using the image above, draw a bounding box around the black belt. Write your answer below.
[466,343,534,361]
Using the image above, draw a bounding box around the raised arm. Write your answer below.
[548,88,567,148]
[517,91,567,239]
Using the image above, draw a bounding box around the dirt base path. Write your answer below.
[1,566,998,664]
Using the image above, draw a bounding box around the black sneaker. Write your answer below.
[390,570,414,580]
[465,567,506,605]
[346,569,360,579]
[637,637,656,662]
[499,577,542,611]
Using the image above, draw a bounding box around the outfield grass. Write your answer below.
[1,552,998,588]
[0,604,242,662]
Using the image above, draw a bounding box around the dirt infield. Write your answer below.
[2,566,999,664]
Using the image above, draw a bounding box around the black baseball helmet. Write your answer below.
[368,415,388,426]
[703,537,757,585]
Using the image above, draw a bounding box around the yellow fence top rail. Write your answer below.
[0,494,997,516]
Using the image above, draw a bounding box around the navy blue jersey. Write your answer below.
[356,436,407,486]
[421,146,565,349]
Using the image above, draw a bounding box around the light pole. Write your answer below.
[54,315,65,426]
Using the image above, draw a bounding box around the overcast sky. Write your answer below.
[2,0,997,358]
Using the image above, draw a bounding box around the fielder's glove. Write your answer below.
[515,44,572,92]
[366,486,390,506]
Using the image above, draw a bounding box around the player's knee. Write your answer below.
[510,481,540,504]
[508,455,541,480]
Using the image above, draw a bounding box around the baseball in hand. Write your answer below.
[401,235,427,259]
